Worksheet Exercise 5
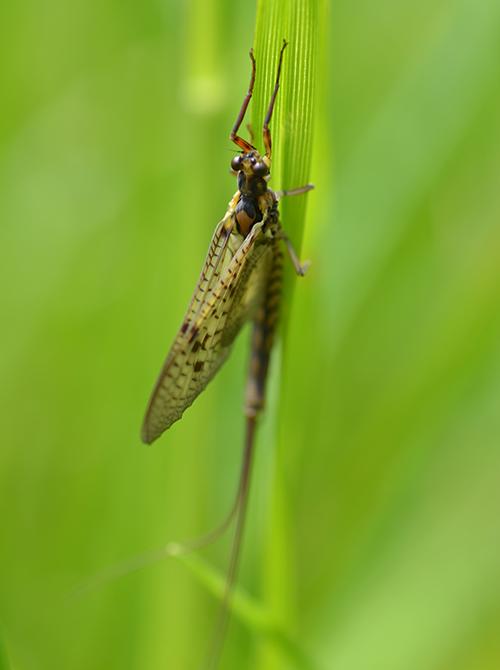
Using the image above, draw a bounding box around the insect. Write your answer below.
[141,40,312,667]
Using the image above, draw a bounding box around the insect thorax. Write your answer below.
[235,170,277,237]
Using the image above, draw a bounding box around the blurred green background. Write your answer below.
[2,0,500,669]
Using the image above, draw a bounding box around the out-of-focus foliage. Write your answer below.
[1,1,500,669]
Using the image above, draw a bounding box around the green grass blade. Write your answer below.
[252,0,318,277]
[0,636,11,670]
[252,2,321,669]
[175,552,320,670]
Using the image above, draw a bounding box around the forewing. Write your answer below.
[179,199,237,334]
[141,217,273,444]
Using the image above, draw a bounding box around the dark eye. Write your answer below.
[231,155,243,171]
[253,161,268,176]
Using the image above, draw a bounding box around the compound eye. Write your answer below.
[231,155,243,171]
[253,161,268,176]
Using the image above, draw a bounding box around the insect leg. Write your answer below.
[279,233,311,276]
[263,39,288,158]
[230,50,257,153]
[275,183,314,200]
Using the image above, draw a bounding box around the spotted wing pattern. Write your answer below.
[141,214,274,444]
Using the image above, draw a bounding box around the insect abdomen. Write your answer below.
[245,242,283,417]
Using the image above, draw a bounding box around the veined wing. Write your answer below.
[180,192,239,334]
[141,215,274,444]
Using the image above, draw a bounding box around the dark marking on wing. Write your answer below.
[141,210,278,444]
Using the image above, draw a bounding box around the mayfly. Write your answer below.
[141,40,312,666]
